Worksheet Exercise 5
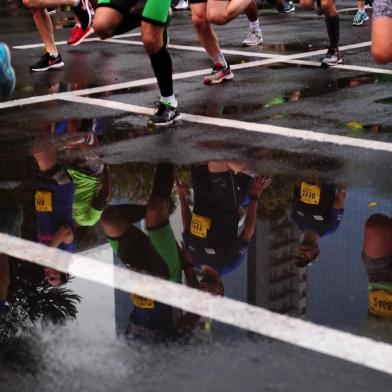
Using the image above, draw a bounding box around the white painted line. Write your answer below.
[106,39,371,61]
[60,95,392,153]
[286,59,392,75]
[0,232,391,375]
[12,32,141,49]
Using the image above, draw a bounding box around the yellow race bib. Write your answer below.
[131,294,155,309]
[369,290,392,318]
[300,182,321,205]
[190,213,211,239]
[35,191,53,212]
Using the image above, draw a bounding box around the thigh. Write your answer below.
[190,1,207,19]
[94,6,124,32]
[206,0,229,16]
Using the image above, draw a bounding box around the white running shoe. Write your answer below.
[242,29,263,47]
[174,0,189,10]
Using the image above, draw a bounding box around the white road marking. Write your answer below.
[60,95,392,153]
[0,233,391,375]
[12,32,141,50]
[286,59,392,75]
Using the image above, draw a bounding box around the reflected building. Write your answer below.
[248,210,307,318]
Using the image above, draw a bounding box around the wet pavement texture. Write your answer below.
[1,0,392,391]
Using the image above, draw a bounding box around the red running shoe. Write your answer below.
[67,25,94,46]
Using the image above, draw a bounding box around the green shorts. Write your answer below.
[97,0,171,26]
[107,222,181,283]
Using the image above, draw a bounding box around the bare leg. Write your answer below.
[363,214,392,258]
[207,0,253,25]
[372,17,392,64]
[191,2,221,57]
[32,8,58,54]
[93,7,123,39]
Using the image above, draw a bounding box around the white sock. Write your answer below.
[161,95,178,108]
[249,19,260,32]
[49,52,59,57]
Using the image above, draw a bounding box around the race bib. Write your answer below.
[35,191,53,212]
[300,182,321,205]
[190,213,211,238]
[131,294,155,309]
[369,290,392,318]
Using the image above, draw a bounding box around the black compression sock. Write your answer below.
[151,164,174,200]
[325,14,340,49]
[149,46,173,98]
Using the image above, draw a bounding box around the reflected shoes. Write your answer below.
[0,43,16,98]
[67,24,94,46]
[30,52,64,72]
[352,10,369,25]
[204,63,234,85]
[174,0,189,10]
[147,101,181,127]
[321,47,342,67]
[242,29,263,46]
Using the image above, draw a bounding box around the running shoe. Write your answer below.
[321,48,342,67]
[67,25,94,46]
[0,43,16,98]
[242,29,263,46]
[30,52,64,72]
[204,63,234,85]
[352,10,369,25]
[73,0,93,30]
[174,0,189,10]
[278,1,295,13]
[147,101,181,127]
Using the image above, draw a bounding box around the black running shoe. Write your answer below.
[147,101,181,127]
[30,52,64,72]
[73,0,92,30]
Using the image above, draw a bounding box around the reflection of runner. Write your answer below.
[0,202,23,319]
[64,131,112,227]
[101,164,221,340]
[33,143,76,286]
[363,214,392,318]
[292,181,347,267]
[179,163,270,276]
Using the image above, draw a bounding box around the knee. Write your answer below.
[372,46,392,64]
[142,33,162,54]
[192,11,208,30]
[365,214,392,235]
[207,9,228,25]
[299,0,314,11]
[93,19,115,40]
[320,1,335,15]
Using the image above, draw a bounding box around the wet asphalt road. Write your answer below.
[0,1,392,391]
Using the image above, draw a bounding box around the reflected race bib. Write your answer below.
[369,290,392,318]
[190,213,211,239]
[35,191,53,212]
[300,182,321,205]
[131,294,155,309]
